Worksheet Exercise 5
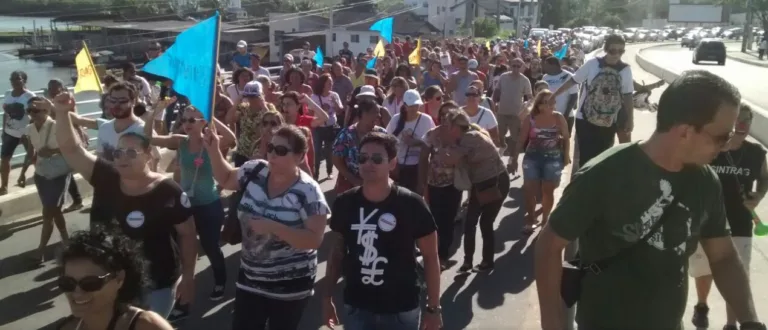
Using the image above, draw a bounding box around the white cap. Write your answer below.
[403,89,423,106]
[237,40,247,48]
[468,59,479,69]
[356,85,377,98]
[242,81,262,97]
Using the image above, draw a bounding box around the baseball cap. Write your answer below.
[237,40,247,49]
[468,59,479,69]
[364,69,378,78]
[403,89,423,106]
[283,54,294,62]
[356,85,377,98]
[242,81,263,97]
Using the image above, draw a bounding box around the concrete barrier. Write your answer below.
[635,44,768,148]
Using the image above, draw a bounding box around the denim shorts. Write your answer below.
[522,153,564,183]
[1,132,21,158]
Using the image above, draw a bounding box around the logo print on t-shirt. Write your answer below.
[352,207,388,286]
[180,192,191,208]
[126,210,145,228]
[377,213,396,232]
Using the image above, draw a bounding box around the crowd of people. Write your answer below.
[1,29,766,330]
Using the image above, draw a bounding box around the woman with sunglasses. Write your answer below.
[437,109,509,272]
[204,124,330,330]
[50,93,198,318]
[253,110,313,175]
[143,101,235,311]
[55,229,174,330]
[279,91,329,177]
[332,99,387,194]
[386,89,436,195]
[463,85,499,145]
[226,68,255,106]
[24,97,70,264]
[512,90,570,235]
[422,86,444,124]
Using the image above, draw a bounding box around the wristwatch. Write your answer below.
[741,322,767,330]
[425,305,442,314]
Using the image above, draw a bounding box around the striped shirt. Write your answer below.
[235,159,331,300]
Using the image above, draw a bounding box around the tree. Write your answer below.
[600,14,623,29]
[565,17,591,28]
[473,17,499,38]
[540,0,566,28]
[718,0,768,35]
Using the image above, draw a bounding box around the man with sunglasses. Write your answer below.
[551,34,634,168]
[493,57,533,168]
[536,71,765,330]
[447,56,479,107]
[323,132,442,330]
[689,103,768,330]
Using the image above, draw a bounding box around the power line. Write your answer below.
[0,1,170,21]
[0,0,386,63]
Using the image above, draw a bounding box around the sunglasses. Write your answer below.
[112,148,143,160]
[358,153,386,165]
[58,273,114,293]
[180,117,202,124]
[267,143,292,156]
[27,108,42,114]
[262,120,280,127]
[606,48,626,55]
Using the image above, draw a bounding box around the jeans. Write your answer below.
[145,282,179,319]
[313,126,336,176]
[464,171,511,264]
[575,119,616,168]
[232,289,309,330]
[344,305,420,330]
[395,164,420,193]
[192,199,226,286]
[67,173,82,204]
[428,184,463,260]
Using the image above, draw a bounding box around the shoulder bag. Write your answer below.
[560,194,680,307]
[221,162,267,245]
[35,122,72,180]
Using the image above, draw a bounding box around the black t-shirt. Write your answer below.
[339,49,354,63]
[329,185,437,313]
[89,159,193,288]
[710,141,767,237]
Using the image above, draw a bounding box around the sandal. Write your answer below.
[458,262,473,273]
[473,261,495,272]
[17,175,26,188]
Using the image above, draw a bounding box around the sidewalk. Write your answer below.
[727,48,768,68]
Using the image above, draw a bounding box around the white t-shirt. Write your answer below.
[572,57,634,120]
[253,66,271,78]
[226,84,244,105]
[466,106,498,130]
[126,76,152,104]
[383,97,404,118]
[25,118,58,151]
[311,92,341,126]
[3,90,36,138]
[543,71,578,116]
[386,112,435,165]
[96,118,146,161]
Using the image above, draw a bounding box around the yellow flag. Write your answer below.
[74,41,103,94]
[408,38,421,66]
[537,39,542,57]
[485,40,490,49]
[373,39,386,58]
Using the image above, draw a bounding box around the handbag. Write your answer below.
[473,175,503,205]
[35,122,71,180]
[453,161,472,191]
[221,162,266,245]
[391,115,422,181]
[560,194,680,307]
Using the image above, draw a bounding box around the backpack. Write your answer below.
[580,57,628,127]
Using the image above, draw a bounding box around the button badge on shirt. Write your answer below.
[378,213,397,232]
[126,211,146,228]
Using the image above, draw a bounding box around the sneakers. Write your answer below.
[210,285,225,301]
[167,304,190,323]
[691,303,709,328]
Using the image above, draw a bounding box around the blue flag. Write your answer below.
[369,17,394,43]
[524,40,529,49]
[143,12,220,121]
[554,42,569,60]
[313,46,324,67]
[366,56,376,69]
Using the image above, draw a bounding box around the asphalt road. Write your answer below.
[1,42,768,330]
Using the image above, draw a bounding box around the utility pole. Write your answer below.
[516,0,522,37]
[742,0,753,52]
[647,0,654,27]
[496,0,501,30]
[328,6,335,57]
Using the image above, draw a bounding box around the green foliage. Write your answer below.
[599,14,623,28]
[565,17,591,28]
[473,17,499,38]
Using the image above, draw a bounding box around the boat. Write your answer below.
[17,46,61,57]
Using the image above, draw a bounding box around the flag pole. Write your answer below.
[209,11,222,121]
[81,40,103,94]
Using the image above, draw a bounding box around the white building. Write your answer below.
[428,0,539,36]
[404,0,430,17]
[267,10,440,63]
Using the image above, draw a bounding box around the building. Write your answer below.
[267,9,441,63]
[404,0,430,18]
[428,0,539,36]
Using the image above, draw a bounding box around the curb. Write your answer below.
[0,148,176,226]
[726,53,768,68]
[635,44,768,148]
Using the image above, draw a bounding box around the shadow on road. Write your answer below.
[0,279,60,327]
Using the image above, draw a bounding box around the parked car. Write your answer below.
[649,29,663,41]
[637,29,651,42]
[721,27,743,39]
[681,32,697,48]
[692,38,726,65]
[623,28,639,42]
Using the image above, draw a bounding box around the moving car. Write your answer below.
[692,38,726,65]
[681,32,697,48]
[721,27,743,39]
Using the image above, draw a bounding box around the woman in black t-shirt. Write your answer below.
[48,93,197,319]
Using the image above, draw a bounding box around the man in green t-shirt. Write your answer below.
[535,70,764,330]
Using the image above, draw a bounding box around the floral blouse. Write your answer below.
[236,103,275,157]
[424,127,455,187]
[332,123,387,176]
